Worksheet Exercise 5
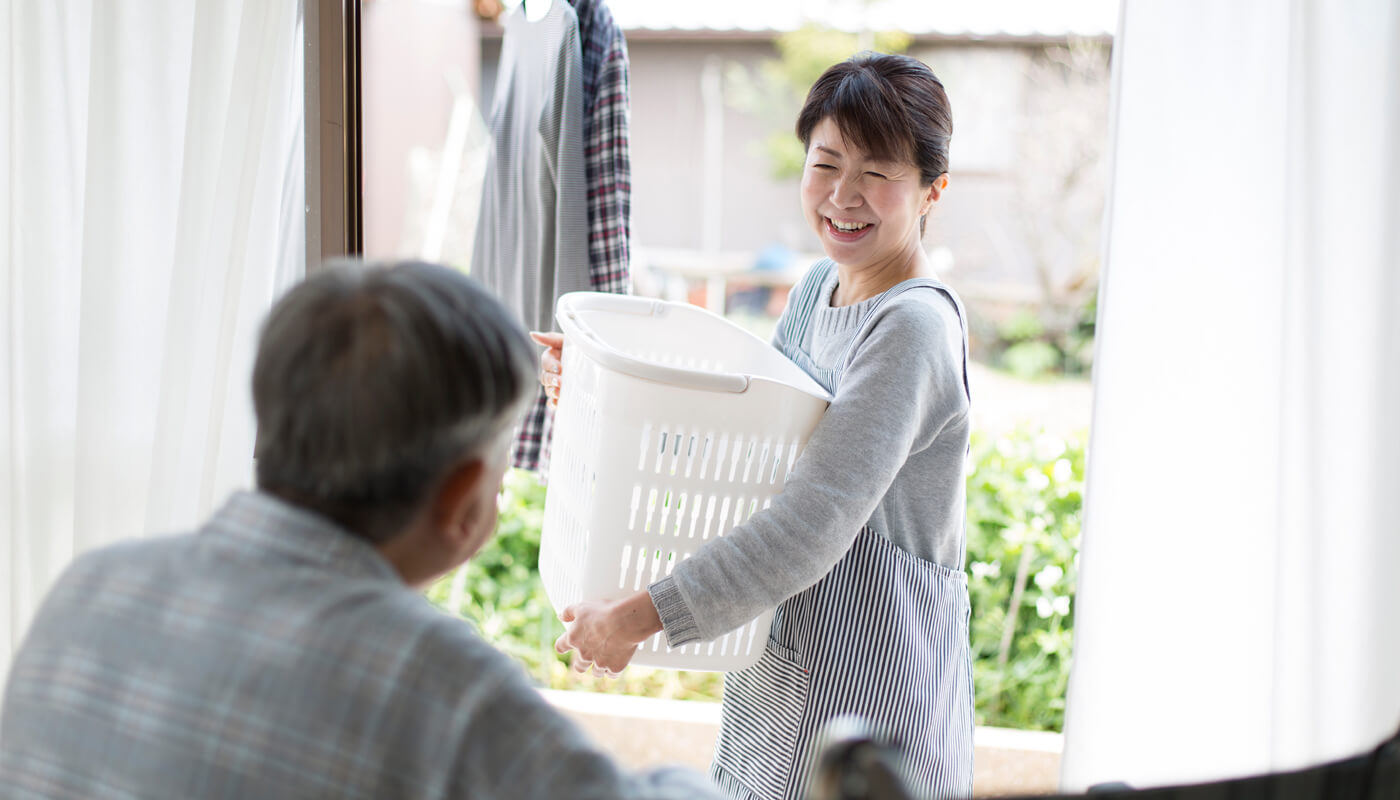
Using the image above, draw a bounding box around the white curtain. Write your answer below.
[0,0,305,689]
[1063,0,1400,789]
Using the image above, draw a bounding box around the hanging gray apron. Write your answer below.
[709,272,976,800]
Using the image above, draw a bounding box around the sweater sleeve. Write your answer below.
[648,295,967,644]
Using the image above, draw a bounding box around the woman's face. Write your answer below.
[800,117,940,272]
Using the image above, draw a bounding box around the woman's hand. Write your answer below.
[528,331,564,406]
[554,589,664,677]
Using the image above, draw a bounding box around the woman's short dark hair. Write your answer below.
[796,51,953,187]
[251,259,537,543]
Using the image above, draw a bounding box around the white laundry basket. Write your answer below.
[540,291,831,672]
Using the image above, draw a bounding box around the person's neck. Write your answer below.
[259,485,447,589]
[376,526,448,590]
[831,244,931,307]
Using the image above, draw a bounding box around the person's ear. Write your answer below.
[431,458,489,548]
[921,173,949,215]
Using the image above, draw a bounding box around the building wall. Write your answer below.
[626,40,806,256]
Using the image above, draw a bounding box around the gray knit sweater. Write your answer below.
[649,261,971,645]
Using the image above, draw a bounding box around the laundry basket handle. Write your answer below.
[556,294,753,394]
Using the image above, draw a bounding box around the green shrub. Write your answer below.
[965,428,1084,731]
[985,295,1098,380]
[1001,340,1063,381]
[429,427,1086,731]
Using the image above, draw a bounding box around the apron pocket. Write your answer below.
[712,641,811,800]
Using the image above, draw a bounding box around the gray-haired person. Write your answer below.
[0,261,722,800]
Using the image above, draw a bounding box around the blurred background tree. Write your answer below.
[725,24,912,180]
[997,39,1110,379]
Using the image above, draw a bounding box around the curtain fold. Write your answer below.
[1,0,305,690]
[1062,0,1400,789]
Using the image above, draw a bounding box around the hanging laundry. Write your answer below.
[571,0,631,294]
[473,0,590,350]
[514,0,633,473]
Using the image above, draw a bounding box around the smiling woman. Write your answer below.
[548,52,975,800]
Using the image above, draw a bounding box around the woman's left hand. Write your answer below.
[528,331,564,406]
[554,589,664,677]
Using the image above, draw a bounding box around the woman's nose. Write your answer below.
[830,177,862,208]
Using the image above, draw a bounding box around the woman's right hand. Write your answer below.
[529,331,564,406]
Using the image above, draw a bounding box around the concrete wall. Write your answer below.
[544,689,1065,797]
[625,40,807,256]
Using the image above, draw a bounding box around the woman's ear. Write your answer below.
[922,173,950,215]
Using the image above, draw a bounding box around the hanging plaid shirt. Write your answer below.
[574,0,632,296]
[513,0,632,473]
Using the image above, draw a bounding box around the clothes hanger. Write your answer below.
[522,0,553,22]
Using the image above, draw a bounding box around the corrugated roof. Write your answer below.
[503,0,1118,38]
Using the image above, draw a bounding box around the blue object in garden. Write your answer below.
[753,243,794,272]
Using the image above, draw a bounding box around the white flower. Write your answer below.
[1036,596,1054,618]
[1033,434,1066,462]
[1053,596,1071,616]
[1034,564,1064,590]
[1025,468,1051,491]
[1052,458,1073,483]
[971,561,1001,580]
[1005,523,1030,545]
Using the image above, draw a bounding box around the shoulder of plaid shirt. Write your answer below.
[0,490,721,800]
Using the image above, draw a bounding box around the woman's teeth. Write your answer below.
[829,219,870,232]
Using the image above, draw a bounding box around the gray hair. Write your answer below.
[252,259,537,542]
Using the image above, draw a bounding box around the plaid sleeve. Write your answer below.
[511,387,551,472]
[584,28,631,295]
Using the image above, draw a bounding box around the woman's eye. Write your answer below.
[865,171,887,179]
[812,163,836,170]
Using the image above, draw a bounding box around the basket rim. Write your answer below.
[555,292,831,400]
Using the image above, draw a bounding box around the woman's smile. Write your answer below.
[824,216,875,241]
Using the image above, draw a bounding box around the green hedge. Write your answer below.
[428,427,1085,732]
[964,429,1083,731]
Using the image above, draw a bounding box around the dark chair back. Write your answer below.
[1011,724,1400,800]
[807,720,1400,800]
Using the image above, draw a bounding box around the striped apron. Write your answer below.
[710,274,976,800]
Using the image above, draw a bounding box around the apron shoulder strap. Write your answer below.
[776,259,834,351]
[842,278,972,403]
